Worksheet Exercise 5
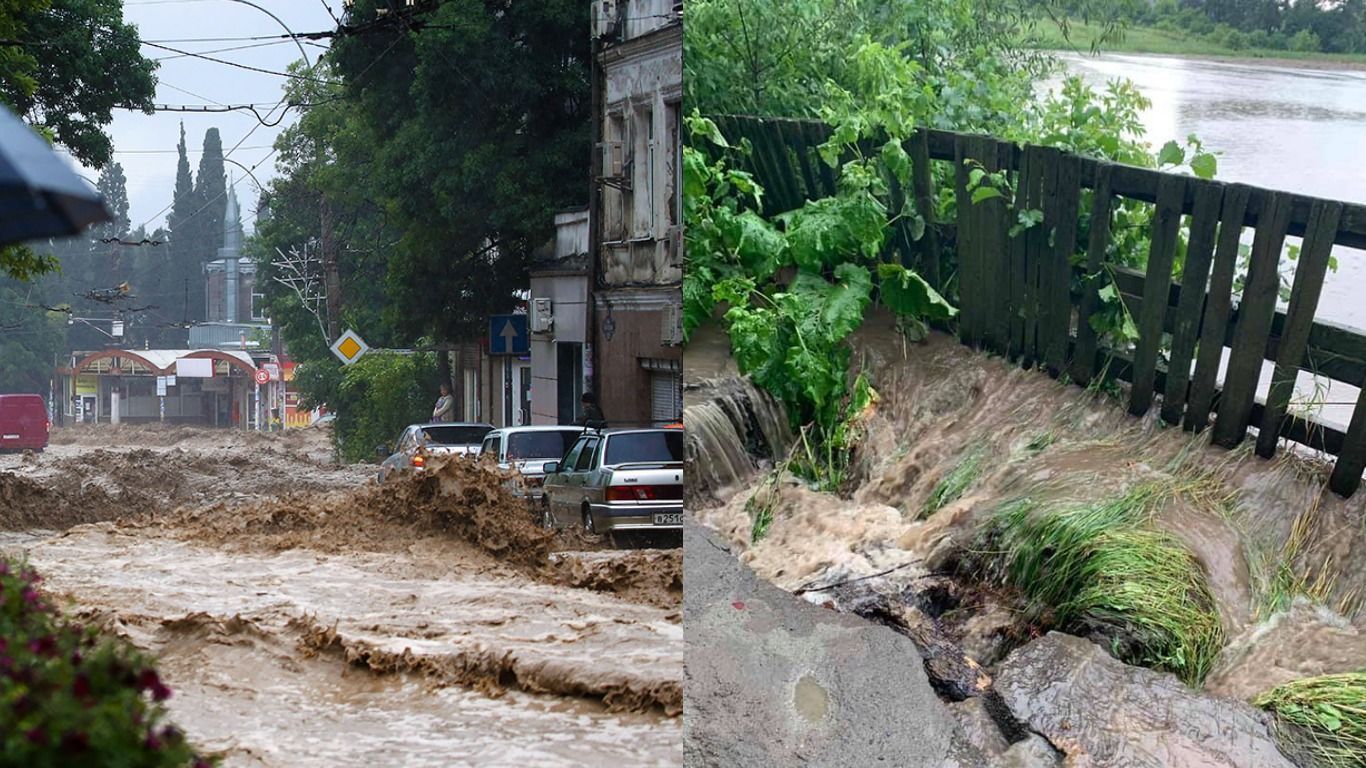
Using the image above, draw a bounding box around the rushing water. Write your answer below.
[685,321,1366,716]
[1055,54,1366,429]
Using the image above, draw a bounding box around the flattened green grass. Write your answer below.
[1255,673,1366,767]
[984,485,1225,686]
[922,448,986,518]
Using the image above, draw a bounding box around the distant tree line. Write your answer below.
[1040,0,1366,54]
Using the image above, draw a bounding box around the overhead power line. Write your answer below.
[151,39,302,61]
[140,41,335,83]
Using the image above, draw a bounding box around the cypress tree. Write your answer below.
[167,122,197,327]
[194,127,227,263]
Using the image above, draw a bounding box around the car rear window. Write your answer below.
[507,430,581,460]
[604,431,683,465]
[420,426,489,445]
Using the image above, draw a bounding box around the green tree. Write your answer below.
[91,162,129,242]
[165,122,197,329]
[0,281,63,393]
[0,0,157,281]
[328,0,591,343]
[1288,28,1322,53]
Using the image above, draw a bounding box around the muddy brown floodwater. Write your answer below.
[0,424,682,767]
[686,312,1365,765]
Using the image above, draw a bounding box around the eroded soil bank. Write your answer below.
[0,424,682,767]
[685,316,1365,766]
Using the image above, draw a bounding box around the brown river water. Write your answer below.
[1059,53,1366,432]
[685,313,1365,707]
[0,427,682,767]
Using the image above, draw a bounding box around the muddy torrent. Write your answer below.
[684,322,1366,766]
[3,432,682,767]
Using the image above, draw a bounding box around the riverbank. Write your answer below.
[1030,19,1366,71]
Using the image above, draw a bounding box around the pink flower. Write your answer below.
[28,635,55,656]
[136,669,172,701]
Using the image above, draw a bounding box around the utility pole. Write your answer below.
[321,195,341,344]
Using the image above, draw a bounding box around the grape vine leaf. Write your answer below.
[1157,140,1184,167]
[1190,152,1217,180]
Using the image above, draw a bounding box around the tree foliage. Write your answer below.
[1044,0,1366,55]
[252,2,591,451]
[0,0,157,282]
[324,0,590,343]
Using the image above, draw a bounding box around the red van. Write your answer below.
[0,394,50,452]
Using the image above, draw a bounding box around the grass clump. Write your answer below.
[984,485,1225,686]
[922,448,986,518]
[1250,489,1360,621]
[1254,673,1366,767]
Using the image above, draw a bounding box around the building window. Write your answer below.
[650,370,682,426]
[633,102,653,239]
[250,292,266,321]
[606,112,628,243]
[669,101,681,228]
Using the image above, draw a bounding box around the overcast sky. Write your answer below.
[62,0,341,235]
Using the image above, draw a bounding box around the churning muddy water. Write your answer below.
[0,425,682,767]
[685,314,1365,764]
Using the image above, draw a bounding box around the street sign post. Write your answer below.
[254,369,271,386]
[330,329,370,365]
[488,314,528,356]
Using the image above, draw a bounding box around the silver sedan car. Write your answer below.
[477,425,585,502]
[541,427,684,544]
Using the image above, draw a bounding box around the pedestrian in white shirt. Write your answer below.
[432,383,455,422]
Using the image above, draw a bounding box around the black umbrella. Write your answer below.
[0,104,110,246]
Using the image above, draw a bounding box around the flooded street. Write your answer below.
[0,425,682,767]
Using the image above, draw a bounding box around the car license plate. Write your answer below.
[653,513,682,526]
[2,434,17,440]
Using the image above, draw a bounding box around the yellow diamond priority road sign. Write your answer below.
[330,329,369,366]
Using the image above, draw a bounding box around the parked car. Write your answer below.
[376,422,492,483]
[541,426,684,543]
[0,394,49,453]
[478,425,585,502]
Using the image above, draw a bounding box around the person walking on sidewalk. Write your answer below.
[576,391,606,429]
[432,383,455,423]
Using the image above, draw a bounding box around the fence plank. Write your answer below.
[1186,183,1254,433]
[1023,146,1053,366]
[1042,153,1081,376]
[1129,174,1187,417]
[954,136,980,347]
[1330,385,1366,495]
[797,120,838,197]
[1161,182,1225,425]
[1256,200,1343,458]
[1212,190,1295,448]
[1009,146,1036,360]
[764,121,805,213]
[1071,163,1115,385]
[909,129,942,292]
[977,137,1010,354]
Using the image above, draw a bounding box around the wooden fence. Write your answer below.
[709,114,1366,497]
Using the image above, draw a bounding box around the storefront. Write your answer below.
[55,349,262,428]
